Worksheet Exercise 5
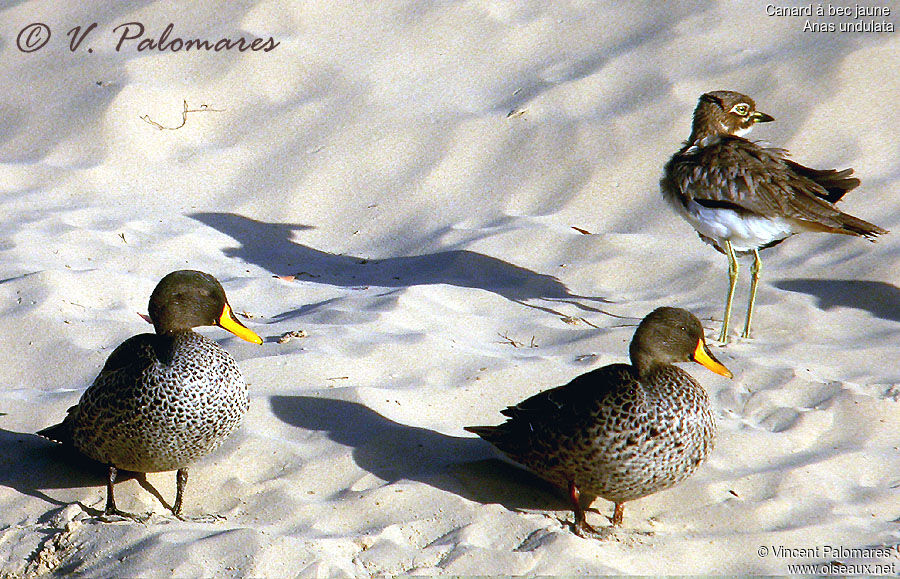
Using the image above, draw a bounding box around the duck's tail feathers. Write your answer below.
[37,409,76,445]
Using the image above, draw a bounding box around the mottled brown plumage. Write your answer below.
[661,91,887,341]
[466,307,732,535]
[39,270,262,519]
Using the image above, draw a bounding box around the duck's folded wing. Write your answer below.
[37,333,162,444]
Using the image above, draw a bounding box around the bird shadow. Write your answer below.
[190,212,610,316]
[0,428,107,508]
[0,428,167,514]
[269,395,568,512]
[772,278,900,323]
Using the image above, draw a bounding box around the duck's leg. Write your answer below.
[611,502,625,526]
[568,480,599,536]
[104,465,119,516]
[101,465,145,521]
[718,240,739,343]
[172,468,188,518]
[742,249,761,338]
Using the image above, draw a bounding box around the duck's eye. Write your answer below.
[731,103,750,116]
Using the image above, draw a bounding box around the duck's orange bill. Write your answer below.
[218,302,263,345]
[692,339,732,378]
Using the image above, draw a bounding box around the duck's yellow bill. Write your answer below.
[218,302,263,345]
[692,339,732,378]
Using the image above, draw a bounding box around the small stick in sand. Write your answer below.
[497,332,524,348]
[497,332,538,348]
[140,100,224,130]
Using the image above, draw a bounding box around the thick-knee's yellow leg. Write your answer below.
[718,240,739,343]
[742,249,761,338]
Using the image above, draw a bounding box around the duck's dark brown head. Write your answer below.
[629,307,732,379]
[689,90,774,143]
[148,270,262,344]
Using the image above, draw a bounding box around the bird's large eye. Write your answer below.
[731,103,750,116]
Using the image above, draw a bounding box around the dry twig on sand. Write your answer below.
[141,100,224,130]
[497,332,538,348]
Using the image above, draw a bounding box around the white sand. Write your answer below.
[1,2,898,576]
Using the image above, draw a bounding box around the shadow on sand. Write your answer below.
[269,395,568,513]
[190,212,610,316]
[773,278,900,323]
[0,428,175,515]
[0,427,111,509]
